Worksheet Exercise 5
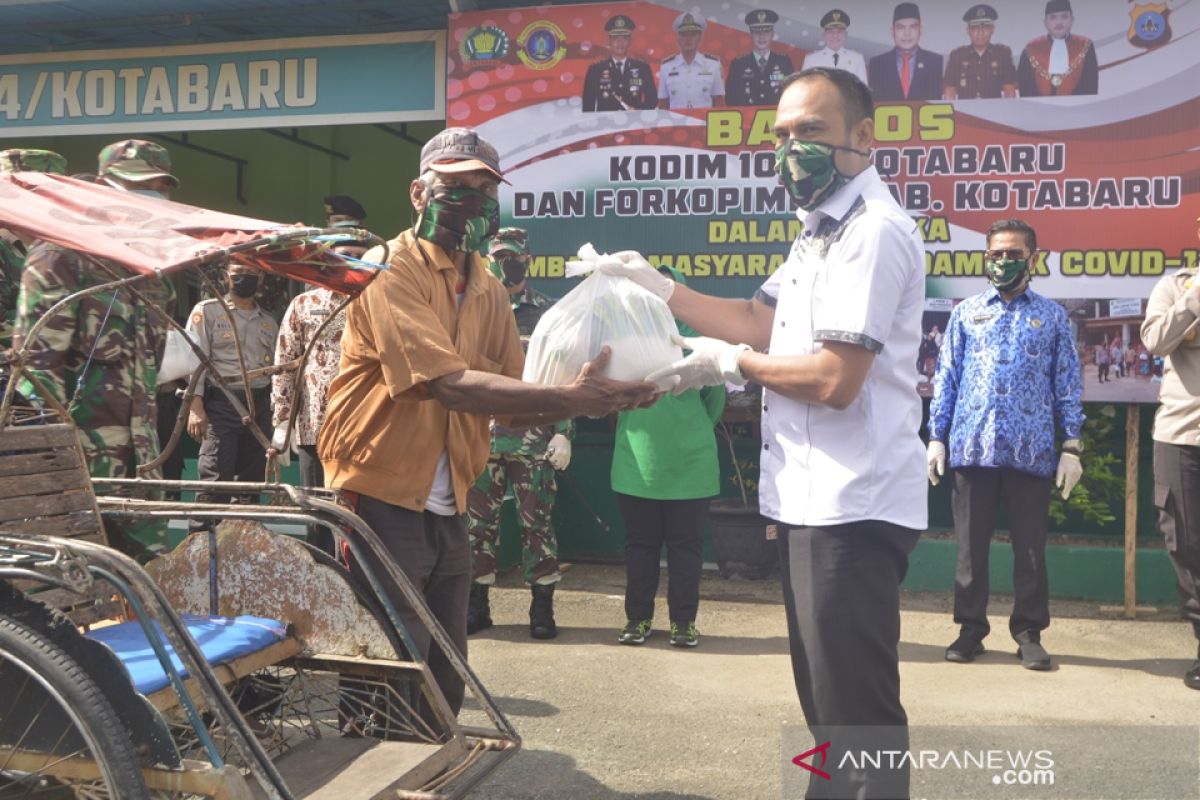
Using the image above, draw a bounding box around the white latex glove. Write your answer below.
[546,433,572,471]
[645,335,750,395]
[927,441,946,486]
[269,423,292,468]
[1056,450,1083,500]
[589,249,675,302]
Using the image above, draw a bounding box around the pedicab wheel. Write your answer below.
[0,614,150,800]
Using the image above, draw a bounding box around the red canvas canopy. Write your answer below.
[0,172,382,295]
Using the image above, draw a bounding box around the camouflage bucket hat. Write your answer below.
[488,227,529,256]
[0,149,67,175]
[97,139,180,187]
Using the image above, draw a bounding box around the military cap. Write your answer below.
[821,9,850,29]
[673,12,706,33]
[745,9,779,31]
[97,139,180,187]
[488,227,529,256]
[893,2,921,22]
[1045,0,1071,13]
[606,15,635,36]
[0,149,66,175]
[963,4,997,24]
[420,127,508,184]
[324,194,367,221]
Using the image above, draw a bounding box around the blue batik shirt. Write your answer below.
[927,287,1084,479]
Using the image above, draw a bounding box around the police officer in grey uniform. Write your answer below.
[185,263,279,532]
[657,13,725,110]
[726,9,795,107]
[802,9,869,85]
[582,15,657,111]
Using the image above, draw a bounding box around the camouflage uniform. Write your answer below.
[0,149,68,351]
[11,144,176,558]
[467,282,573,585]
[15,243,174,478]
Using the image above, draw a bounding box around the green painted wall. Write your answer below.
[26,122,444,235]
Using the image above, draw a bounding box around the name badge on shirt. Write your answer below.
[971,313,996,324]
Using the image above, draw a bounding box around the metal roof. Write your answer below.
[0,0,600,54]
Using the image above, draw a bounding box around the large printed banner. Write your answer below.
[449,0,1199,402]
[0,32,444,136]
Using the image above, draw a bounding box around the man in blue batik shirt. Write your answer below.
[927,218,1084,671]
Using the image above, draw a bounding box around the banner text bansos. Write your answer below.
[705,104,955,148]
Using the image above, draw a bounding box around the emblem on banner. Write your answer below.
[1127,3,1171,48]
[518,20,567,70]
[460,25,510,67]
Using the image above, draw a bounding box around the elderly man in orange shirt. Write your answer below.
[319,127,658,723]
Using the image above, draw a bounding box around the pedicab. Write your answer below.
[0,171,519,799]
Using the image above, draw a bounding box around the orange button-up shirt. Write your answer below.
[318,229,524,513]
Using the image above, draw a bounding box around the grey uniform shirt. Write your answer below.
[186,296,279,391]
[1142,268,1200,446]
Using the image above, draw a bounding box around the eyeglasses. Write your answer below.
[985,249,1027,261]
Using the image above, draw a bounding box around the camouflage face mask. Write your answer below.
[984,255,1029,291]
[416,185,500,254]
[775,139,855,211]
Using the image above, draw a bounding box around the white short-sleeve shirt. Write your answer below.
[755,165,928,530]
[657,53,725,109]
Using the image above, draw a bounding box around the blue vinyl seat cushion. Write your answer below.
[85,614,288,696]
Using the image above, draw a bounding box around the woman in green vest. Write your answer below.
[611,267,725,648]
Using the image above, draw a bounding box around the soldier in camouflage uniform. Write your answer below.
[13,141,178,558]
[466,227,574,639]
[0,149,68,353]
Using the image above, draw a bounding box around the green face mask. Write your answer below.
[984,255,1029,291]
[775,139,864,211]
[416,185,500,254]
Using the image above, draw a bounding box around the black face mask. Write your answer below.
[498,256,527,287]
[230,274,259,298]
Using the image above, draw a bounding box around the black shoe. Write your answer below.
[1016,639,1052,671]
[529,583,557,640]
[945,634,985,663]
[466,583,492,635]
[1185,661,1200,690]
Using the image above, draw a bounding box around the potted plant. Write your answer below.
[711,396,778,579]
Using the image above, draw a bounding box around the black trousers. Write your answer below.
[189,387,272,532]
[1153,441,1200,641]
[616,493,708,624]
[778,521,921,800]
[297,443,335,556]
[951,466,1052,642]
[154,386,185,500]
[351,495,471,730]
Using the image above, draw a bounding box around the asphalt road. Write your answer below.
[460,563,1199,800]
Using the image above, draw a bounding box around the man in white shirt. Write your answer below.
[657,12,725,110]
[802,9,868,85]
[600,67,927,799]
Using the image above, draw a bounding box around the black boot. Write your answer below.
[466,583,492,635]
[529,583,557,640]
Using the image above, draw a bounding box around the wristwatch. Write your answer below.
[1061,438,1083,457]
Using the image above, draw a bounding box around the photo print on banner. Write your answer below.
[449,0,1199,402]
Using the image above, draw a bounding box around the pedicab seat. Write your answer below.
[84,614,289,695]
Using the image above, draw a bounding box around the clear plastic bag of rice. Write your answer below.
[523,243,682,388]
